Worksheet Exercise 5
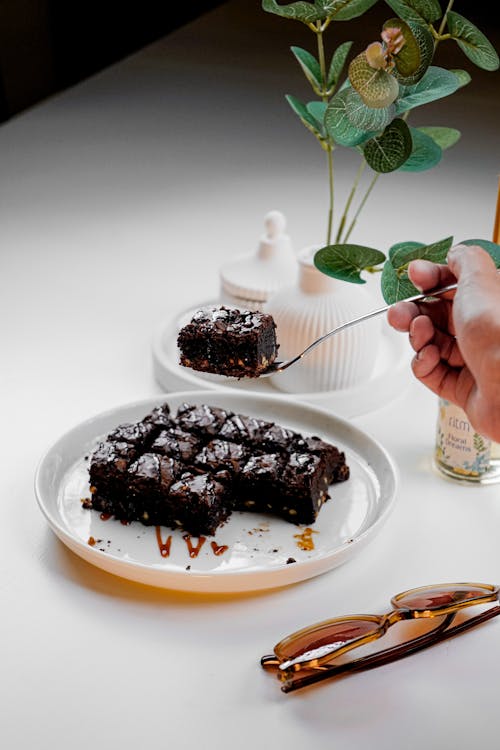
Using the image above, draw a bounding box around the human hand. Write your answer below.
[387,244,500,441]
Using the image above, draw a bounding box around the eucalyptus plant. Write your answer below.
[262,0,500,302]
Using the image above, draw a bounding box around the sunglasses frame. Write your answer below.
[261,582,500,693]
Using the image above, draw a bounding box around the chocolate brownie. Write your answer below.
[237,453,285,513]
[293,435,350,483]
[88,440,138,515]
[193,439,248,476]
[177,305,278,378]
[168,472,233,537]
[125,453,182,526]
[150,427,201,463]
[86,400,350,536]
[176,402,229,439]
[278,453,331,524]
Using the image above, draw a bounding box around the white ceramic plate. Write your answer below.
[35,391,398,593]
[151,300,411,419]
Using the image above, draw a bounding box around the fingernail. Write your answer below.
[447,243,467,261]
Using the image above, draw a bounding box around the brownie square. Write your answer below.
[218,413,269,446]
[177,305,278,378]
[193,439,248,476]
[279,453,330,524]
[88,440,138,515]
[237,453,284,513]
[142,403,172,432]
[260,423,299,453]
[293,435,350,483]
[168,472,233,536]
[126,453,182,525]
[150,427,201,463]
[176,403,229,439]
[107,420,157,450]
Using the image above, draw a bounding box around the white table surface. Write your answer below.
[2,2,500,748]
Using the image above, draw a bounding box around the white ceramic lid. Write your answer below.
[220,210,297,302]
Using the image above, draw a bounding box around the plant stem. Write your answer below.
[342,172,380,242]
[316,25,334,245]
[335,158,366,243]
[435,0,455,49]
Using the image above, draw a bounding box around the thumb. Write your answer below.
[447,243,497,281]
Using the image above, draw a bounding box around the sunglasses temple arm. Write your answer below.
[281,605,500,694]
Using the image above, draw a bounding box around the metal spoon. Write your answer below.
[260,281,459,377]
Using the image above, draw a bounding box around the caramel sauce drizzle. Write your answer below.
[155,526,173,558]
[183,534,207,558]
[100,513,112,521]
[210,541,228,556]
[293,527,318,551]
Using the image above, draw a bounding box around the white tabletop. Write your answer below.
[2,2,500,748]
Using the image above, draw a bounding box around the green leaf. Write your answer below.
[459,239,500,267]
[447,11,500,72]
[323,0,379,22]
[395,66,460,114]
[381,261,419,303]
[291,46,322,89]
[262,0,379,24]
[327,41,353,88]
[399,127,442,171]
[449,68,472,88]
[389,236,453,267]
[348,52,400,108]
[325,89,376,146]
[345,88,395,131]
[391,20,434,85]
[382,235,455,302]
[262,0,326,24]
[388,240,425,263]
[383,0,441,24]
[314,244,386,284]
[417,126,461,150]
[285,94,321,133]
[363,118,412,173]
[306,101,328,133]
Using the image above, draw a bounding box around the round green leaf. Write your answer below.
[262,0,327,24]
[381,261,419,303]
[345,88,395,131]
[417,126,461,150]
[388,240,425,263]
[384,18,420,78]
[389,236,453,267]
[384,0,441,25]
[447,11,500,72]
[399,128,442,172]
[395,66,460,114]
[363,118,413,173]
[314,244,386,284]
[348,52,400,108]
[392,20,434,84]
[325,0,379,22]
[449,69,472,88]
[325,89,376,146]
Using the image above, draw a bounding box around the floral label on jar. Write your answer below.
[435,399,491,479]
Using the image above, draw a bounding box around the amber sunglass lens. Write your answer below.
[276,618,381,664]
[393,584,494,611]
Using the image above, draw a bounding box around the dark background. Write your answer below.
[0,0,497,123]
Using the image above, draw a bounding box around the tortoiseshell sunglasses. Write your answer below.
[261,582,500,693]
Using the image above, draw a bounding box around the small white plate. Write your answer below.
[35,391,398,594]
[152,300,411,419]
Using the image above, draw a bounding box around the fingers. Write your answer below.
[411,345,474,406]
[407,258,456,292]
[447,243,497,281]
[409,316,464,367]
